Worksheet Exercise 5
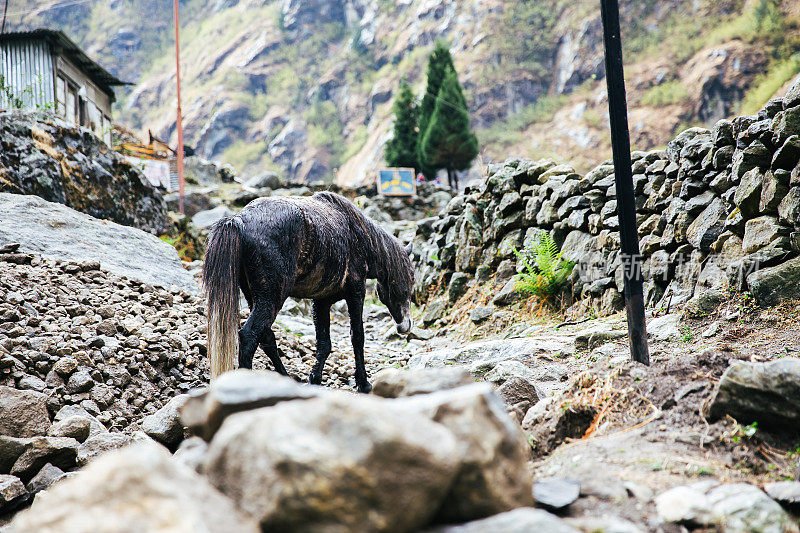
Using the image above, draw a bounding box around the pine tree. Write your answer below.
[419,68,478,189]
[416,39,455,178]
[384,79,419,169]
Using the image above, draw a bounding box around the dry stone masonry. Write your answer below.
[413,78,800,315]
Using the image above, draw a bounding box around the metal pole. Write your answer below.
[600,0,649,365]
[174,0,185,214]
[1,0,9,34]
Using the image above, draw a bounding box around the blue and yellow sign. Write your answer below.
[378,168,416,196]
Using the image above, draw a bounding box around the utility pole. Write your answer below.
[2,0,9,34]
[600,0,649,365]
[174,0,185,214]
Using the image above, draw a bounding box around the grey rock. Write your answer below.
[191,205,234,229]
[496,377,543,410]
[141,394,189,447]
[0,193,196,294]
[706,483,796,532]
[244,171,281,189]
[484,360,538,384]
[0,474,27,514]
[427,507,577,533]
[741,216,784,254]
[46,416,91,443]
[533,477,581,510]
[66,367,94,393]
[10,441,258,533]
[493,278,520,306]
[76,432,133,467]
[205,394,460,532]
[686,198,726,252]
[395,384,535,522]
[778,187,800,224]
[53,405,107,438]
[172,436,208,474]
[448,272,470,304]
[764,481,800,510]
[17,375,45,392]
[372,367,474,398]
[706,358,800,429]
[0,386,50,438]
[747,256,800,305]
[655,485,712,525]
[423,299,447,325]
[25,463,65,494]
[11,436,79,481]
[470,306,494,324]
[734,168,764,217]
[180,369,322,441]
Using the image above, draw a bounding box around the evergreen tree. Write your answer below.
[384,79,419,169]
[419,69,478,189]
[416,39,455,177]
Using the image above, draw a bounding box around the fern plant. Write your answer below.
[513,232,574,302]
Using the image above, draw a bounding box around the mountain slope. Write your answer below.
[9,0,800,185]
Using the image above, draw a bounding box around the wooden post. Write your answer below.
[174,0,185,214]
[600,0,649,365]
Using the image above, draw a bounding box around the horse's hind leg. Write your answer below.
[309,298,333,385]
[238,297,277,370]
[259,327,288,376]
[346,289,371,394]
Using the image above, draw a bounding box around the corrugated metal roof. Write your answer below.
[0,28,131,95]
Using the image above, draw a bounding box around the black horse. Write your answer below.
[202,191,414,393]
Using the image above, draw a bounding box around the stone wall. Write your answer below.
[0,112,168,234]
[413,78,800,314]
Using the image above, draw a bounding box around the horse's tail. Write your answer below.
[203,217,243,380]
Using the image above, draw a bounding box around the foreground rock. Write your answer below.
[205,394,460,532]
[9,440,258,532]
[396,384,535,522]
[180,370,321,440]
[705,358,800,429]
[0,193,195,293]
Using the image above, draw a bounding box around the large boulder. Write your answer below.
[0,112,167,234]
[0,193,197,294]
[0,386,50,438]
[9,440,258,532]
[706,358,800,429]
[180,370,322,441]
[204,394,460,533]
[395,384,534,522]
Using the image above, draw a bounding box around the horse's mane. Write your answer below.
[313,192,413,298]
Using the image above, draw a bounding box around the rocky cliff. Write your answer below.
[0,112,168,235]
[13,0,798,186]
[414,76,800,318]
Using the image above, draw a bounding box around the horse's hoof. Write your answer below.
[357,382,372,394]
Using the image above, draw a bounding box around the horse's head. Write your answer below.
[377,242,414,334]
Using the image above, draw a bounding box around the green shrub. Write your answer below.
[641,80,689,107]
[513,232,574,302]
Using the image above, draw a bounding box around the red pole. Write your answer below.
[174,0,185,214]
